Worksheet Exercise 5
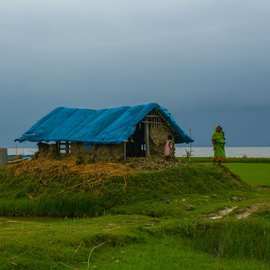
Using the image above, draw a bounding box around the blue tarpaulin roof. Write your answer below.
[16,103,193,144]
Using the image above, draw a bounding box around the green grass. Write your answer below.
[186,157,270,163]
[225,163,270,186]
[0,215,154,269]
[1,161,270,269]
[89,236,270,270]
[0,164,251,217]
[1,214,270,269]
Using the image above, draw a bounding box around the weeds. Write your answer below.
[0,164,251,217]
[0,160,270,269]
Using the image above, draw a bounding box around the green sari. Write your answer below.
[212,131,226,162]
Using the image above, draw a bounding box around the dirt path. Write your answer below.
[236,202,270,219]
[207,202,270,220]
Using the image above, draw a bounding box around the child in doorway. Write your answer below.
[164,135,173,160]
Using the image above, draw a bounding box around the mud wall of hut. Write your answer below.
[36,143,59,158]
[36,142,123,162]
[71,143,123,163]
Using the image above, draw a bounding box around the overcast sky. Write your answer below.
[1,0,270,147]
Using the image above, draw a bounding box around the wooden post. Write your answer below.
[65,141,69,154]
[189,128,192,163]
[56,141,60,155]
[145,121,150,156]
[123,142,127,162]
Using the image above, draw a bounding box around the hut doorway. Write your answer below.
[126,124,146,157]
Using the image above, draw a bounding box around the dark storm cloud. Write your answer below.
[1,0,270,146]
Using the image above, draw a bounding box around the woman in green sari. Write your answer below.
[212,125,226,164]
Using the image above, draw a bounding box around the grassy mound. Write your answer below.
[0,161,250,217]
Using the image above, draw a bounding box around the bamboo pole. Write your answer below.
[145,120,150,156]
[189,128,192,163]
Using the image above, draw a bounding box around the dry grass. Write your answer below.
[7,157,131,180]
[5,157,181,203]
[7,156,181,180]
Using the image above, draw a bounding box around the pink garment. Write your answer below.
[164,139,173,156]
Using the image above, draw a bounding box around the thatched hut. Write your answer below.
[15,103,193,162]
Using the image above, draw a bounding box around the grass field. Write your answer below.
[1,216,270,270]
[225,163,270,187]
[1,160,270,269]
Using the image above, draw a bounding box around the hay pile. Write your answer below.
[7,157,131,180]
[7,156,181,181]
[126,157,181,171]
